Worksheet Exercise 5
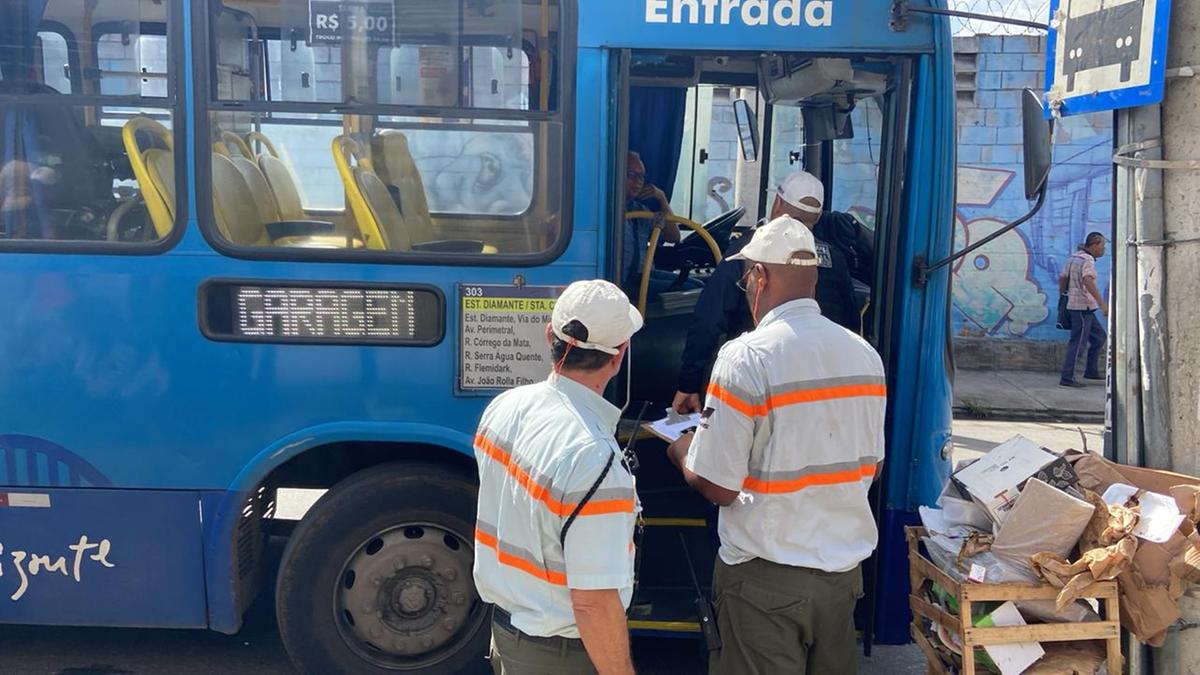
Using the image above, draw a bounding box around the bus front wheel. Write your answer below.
[276,462,489,674]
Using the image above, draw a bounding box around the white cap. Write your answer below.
[728,216,819,267]
[551,280,644,355]
[773,171,824,214]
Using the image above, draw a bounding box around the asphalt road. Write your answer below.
[0,420,1098,674]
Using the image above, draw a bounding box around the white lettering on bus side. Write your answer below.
[645,0,832,26]
[0,536,115,601]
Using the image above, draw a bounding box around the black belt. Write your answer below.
[492,607,585,650]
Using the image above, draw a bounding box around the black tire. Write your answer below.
[276,461,490,674]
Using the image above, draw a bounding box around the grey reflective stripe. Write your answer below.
[765,375,886,397]
[747,456,880,482]
[560,485,636,506]
[559,452,615,548]
[477,518,567,575]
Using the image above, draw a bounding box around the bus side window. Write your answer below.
[37,30,72,94]
[0,0,179,247]
[204,0,566,261]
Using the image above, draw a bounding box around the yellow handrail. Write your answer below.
[121,117,174,239]
[625,211,724,316]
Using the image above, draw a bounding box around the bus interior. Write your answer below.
[1,0,916,644]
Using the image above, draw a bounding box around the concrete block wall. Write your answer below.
[818,34,1114,368]
[949,34,1112,349]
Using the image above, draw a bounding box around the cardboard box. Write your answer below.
[952,436,1061,524]
[992,478,1096,571]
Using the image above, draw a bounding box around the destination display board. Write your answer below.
[459,284,561,391]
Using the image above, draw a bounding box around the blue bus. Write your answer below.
[0,0,964,671]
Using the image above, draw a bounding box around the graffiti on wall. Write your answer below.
[952,167,1049,336]
[952,155,1111,340]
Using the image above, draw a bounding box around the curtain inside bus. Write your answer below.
[0,0,51,238]
[0,0,46,84]
[628,86,685,201]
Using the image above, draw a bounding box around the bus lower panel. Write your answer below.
[0,487,208,629]
[872,507,920,645]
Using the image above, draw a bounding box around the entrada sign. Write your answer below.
[644,0,833,27]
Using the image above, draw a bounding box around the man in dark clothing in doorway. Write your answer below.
[671,170,874,414]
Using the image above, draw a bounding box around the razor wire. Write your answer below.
[950,0,1051,35]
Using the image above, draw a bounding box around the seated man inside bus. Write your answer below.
[623,151,703,302]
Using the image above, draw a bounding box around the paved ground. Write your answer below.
[0,421,1101,674]
[954,368,1105,421]
[953,418,1104,459]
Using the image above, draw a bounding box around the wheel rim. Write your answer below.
[333,522,484,670]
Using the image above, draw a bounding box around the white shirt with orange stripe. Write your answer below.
[686,298,886,572]
[472,373,639,639]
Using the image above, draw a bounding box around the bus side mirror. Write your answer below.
[1022,88,1052,200]
[733,98,760,162]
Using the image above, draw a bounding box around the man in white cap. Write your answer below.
[473,279,642,675]
[770,170,874,333]
[670,169,873,414]
[666,217,886,674]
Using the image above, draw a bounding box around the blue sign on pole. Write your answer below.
[1044,0,1173,117]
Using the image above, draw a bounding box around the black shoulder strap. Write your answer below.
[560,453,616,548]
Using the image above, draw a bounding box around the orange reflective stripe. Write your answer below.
[475,527,568,587]
[706,383,766,417]
[707,383,886,418]
[742,463,876,494]
[474,433,635,517]
[767,383,887,408]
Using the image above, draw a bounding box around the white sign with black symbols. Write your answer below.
[460,285,561,391]
[309,0,394,46]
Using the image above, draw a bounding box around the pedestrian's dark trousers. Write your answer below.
[710,557,862,675]
[1060,309,1106,383]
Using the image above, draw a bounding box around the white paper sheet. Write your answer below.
[643,409,701,443]
[1102,483,1186,543]
[983,602,1046,675]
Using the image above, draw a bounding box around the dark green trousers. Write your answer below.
[710,557,863,675]
[489,619,596,675]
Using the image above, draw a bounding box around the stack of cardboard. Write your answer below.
[918,434,1200,673]
[1062,449,1200,646]
[929,436,1097,588]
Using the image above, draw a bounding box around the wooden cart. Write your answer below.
[905,526,1122,675]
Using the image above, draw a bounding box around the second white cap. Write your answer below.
[727,216,819,267]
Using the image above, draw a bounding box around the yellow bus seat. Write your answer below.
[245,131,279,158]
[231,155,283,224]
[332,135,405,251]
[369,130,498,254]
[258,153,307,221]
[144,148,176,221]
[121,117,175,238]
[220,130,253,158]
[370,131,438,244]
[211,152,270,247]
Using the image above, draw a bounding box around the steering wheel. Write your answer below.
[658,207,744,271]
[624,211,726,316]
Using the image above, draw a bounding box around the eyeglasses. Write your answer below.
[735,267,753,292]
[626,171,646,180]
